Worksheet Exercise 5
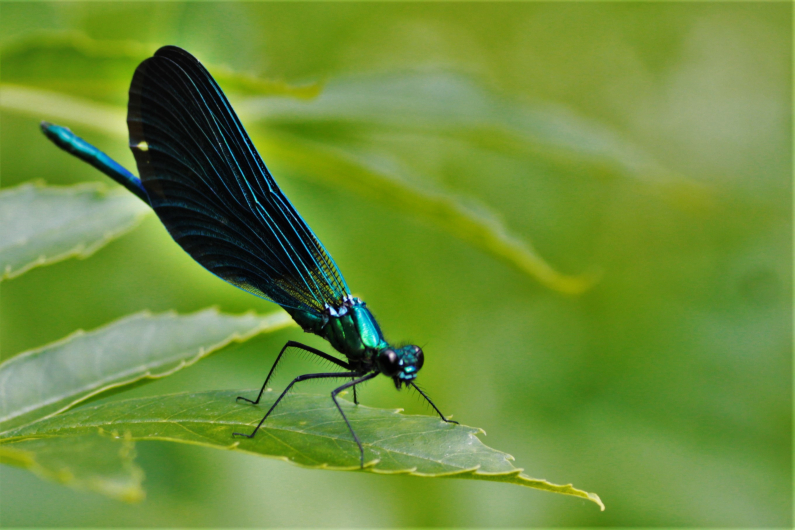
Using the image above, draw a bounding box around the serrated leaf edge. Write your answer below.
[0,308,294,433]
[0,181,151,281]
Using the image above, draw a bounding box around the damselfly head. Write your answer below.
[376,345,424,389]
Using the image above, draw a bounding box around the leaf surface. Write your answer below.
[1,390,604,510]
[0,431,144,502]
[0,309,293,433]
[0,182,150,280]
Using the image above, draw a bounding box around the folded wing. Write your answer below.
[127,45,349,314]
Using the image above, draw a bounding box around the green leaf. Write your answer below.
[0,309,293,434]
[0,32,320,103]
[0,431,144,502]
[259,135,597,294]
[242,73,673,184]
[0,182,150,281]
[1,391,604,510]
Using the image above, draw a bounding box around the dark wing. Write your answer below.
[127,45,349,313]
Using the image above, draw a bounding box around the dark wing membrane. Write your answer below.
[128,45,349,313]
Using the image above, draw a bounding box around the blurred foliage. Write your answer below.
[0,182,150,280]
[0,2,790,527]
[0,31,321,104]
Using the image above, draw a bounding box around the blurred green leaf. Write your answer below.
[0,182,150,281]
[0,432,144,502]
[0,32,321,103]
[0,309,293,434]
[261,135,596,293]
[2,391,604,509]
[242,73,675,185]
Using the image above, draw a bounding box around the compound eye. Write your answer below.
[414,347,424,370]
[380,349,400,376]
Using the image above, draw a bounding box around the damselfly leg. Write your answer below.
[236,341,351,405]
[233,371,361,439]
[410,382,458,424]
[331,372,379,466]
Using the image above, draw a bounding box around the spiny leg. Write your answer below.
[410,382,459,424]
[331,372,379,467]
[233,371,361,439]
[237,340,350,405]
[353,381,359,405]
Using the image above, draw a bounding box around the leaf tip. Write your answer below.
[589,492,605,511]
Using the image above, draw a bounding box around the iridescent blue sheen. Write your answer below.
[40,122,148,203]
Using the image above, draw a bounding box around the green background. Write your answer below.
[0,1,791,526]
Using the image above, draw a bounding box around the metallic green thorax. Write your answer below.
[286,296,388,368]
